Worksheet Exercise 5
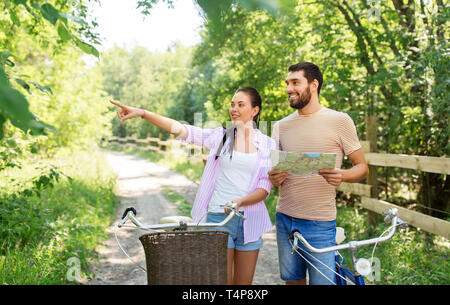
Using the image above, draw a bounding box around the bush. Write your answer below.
[0,148,117,284]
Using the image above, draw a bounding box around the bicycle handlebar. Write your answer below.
[290,208,408,254]
[118,203,245,231]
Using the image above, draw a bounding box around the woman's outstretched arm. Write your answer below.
[110,100,188,139]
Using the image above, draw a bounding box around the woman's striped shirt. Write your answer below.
[182,124,275,244]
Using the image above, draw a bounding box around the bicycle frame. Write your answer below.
[335,253,365,285]
[289,208,407,285]
[115,204,246,275]
[118,205,245,231]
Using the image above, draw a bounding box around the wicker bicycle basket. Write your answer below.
[139,230,229,285]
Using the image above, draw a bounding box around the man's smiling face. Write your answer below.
[285,70,312,110]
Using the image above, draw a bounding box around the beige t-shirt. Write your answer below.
[272,107,361,221]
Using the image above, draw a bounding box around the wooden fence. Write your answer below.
[106,132,450,239]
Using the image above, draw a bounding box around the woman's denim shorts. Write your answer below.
[206,212,263,251]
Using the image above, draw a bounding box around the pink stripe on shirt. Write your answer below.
[182,124,275,244]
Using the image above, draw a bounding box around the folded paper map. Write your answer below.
[270,150,337,177]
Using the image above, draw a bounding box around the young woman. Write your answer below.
[110,87,275,284]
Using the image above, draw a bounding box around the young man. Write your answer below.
[269,62,368,285]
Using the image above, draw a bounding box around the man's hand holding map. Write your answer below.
[270,150,337,177]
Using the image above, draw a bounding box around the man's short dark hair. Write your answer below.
[288,62,323,95]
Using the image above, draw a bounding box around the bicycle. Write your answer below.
[288,208,408,285]
[116,203,245,285]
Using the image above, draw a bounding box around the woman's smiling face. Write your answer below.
[229,91,259,126]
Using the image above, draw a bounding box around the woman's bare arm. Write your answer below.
[225,188,268,214]
[110,100,188,139]
[141,110,188,139]
[235,188,268,207]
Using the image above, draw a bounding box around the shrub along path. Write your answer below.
[88,149,282,285]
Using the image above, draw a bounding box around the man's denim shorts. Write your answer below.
[275,212,337,285]
[206,212,263,251]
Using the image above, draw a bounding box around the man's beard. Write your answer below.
[289,86,311,110]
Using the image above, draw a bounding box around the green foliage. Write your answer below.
[166,0,448,214]
[0,148,117,284]
[336,204,450,285]
[1,0,112,172]
[0,66,55,138]
[0,0,101,141]
[100,0,448,218]
[137,0,175,15]
[25,164,72,198]
[99,44,193,139]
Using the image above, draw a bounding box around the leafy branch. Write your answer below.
[0,0,100,140]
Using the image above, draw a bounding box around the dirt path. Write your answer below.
[87,150,283,285]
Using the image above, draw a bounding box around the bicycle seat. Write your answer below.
[158,216,193,224]
[336,227,346,244]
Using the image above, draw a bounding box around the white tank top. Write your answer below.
[208,150,259,213]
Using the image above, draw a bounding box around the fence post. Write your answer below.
[202,147,207,166]
[158,133,162,151]
[366,115,379,228]
[169,134,174,151]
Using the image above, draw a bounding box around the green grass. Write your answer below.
[161,187,192,217]
[106,142,450,285]
[265,189,279,224]
[0,147,118,284]
[335,203,449,285]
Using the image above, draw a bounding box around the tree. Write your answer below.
[137,0,448,216]
[99,43,193,139]
[0,0,100,140]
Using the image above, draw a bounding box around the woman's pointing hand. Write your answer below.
[110,100,145,122]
